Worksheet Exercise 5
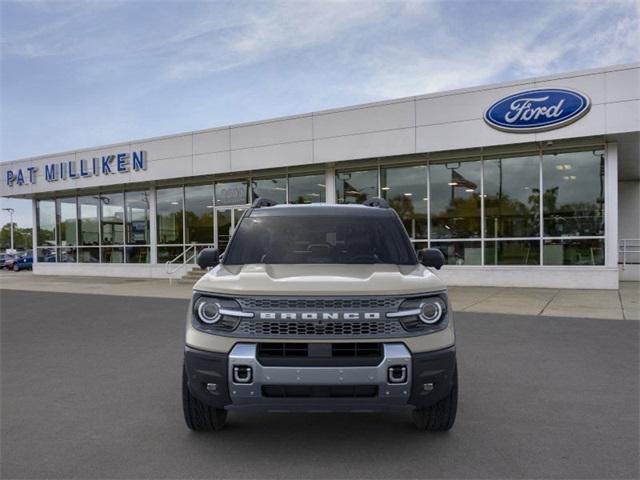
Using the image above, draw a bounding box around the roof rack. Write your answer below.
[362,197,389,208]
[252,197,278,208]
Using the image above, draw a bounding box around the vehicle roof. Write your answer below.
[248,203,396,217]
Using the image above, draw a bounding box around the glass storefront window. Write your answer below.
[185,184,214,244]
[252,177,287,204]
[156,187,183,244]
[77,196,100,246]
[430,160,481,239]
[157,246,183,264]
[336,169,378,204]
[56,198,77,246]
[381,165,428,239]
[542,150,605,237]
[100,193,124,245]
[125,191,150,245]
[58,246,76,263]
[484,155,540,238]
[126,246,150,264]
[431,241,482,265]
[215,180,248,206]
[101,246,124,263]
[288,173,325,204]
[77,247,99,263]
[36,200,56,246]
[37,246,57,262]
[485,240,540,265]
[543,238,604,265]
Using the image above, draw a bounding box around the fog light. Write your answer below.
[388,365,407,384]
[233,366,253,384]
[206,383,218,393]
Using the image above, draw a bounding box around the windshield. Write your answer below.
[223,212,417,265]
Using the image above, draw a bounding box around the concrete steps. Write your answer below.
[175,267,206,284]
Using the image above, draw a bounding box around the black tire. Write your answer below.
[412,365,458,431]
[182,366,227,431]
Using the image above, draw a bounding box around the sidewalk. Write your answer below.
[1,270,638,320]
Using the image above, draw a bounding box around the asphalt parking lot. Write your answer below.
[1,289,638,479]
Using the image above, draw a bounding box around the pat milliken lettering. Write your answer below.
[4,150,147,187]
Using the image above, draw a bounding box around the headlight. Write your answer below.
[195,298,222,324]
[191,294,251,332]
[389,293,448,331]
[418,298,445,324]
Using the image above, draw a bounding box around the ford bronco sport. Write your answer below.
[182,198,457,431]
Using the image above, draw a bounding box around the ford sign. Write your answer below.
[484,88,591,133]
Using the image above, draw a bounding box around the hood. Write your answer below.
[193,263,445,296]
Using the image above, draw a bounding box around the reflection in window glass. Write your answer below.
[58,246,76,263]
[126,246,150,263]
[336,169,378,204]
[56,198,77,246]
[185,184,214,244]
[102,246,124,263]
[252,177,287,204]
[100,193,124,245]
[158,246,183,263]
[125,191,150,245]
[484,155,540,238]
[156,187,183,244]
[78,247,99,263]
[288,174,325,204]
[37,200,56,246]
[37,246,57,262]
[543,238,604,265]
[215,180,248,206]
[78,196,100,246]
[381,165,428,239]
[542,150,605,237]
[485,240,540,265]
[431,241,482,265]
[430,160,481,239]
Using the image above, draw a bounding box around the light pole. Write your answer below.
[2,207,15,251]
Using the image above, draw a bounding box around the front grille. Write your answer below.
[257,342,384,366]
[236,297,403,310]
[257,343,382,358]
[237,320,404,337]
[332,343,382,357]
[262,385,378,398]
[257,343,309,357]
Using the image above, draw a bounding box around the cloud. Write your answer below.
[350,0,639,99]
[163,1,401,80]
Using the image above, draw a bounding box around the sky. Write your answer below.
[1,0,639,228]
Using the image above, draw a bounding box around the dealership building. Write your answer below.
[1,63,638,289]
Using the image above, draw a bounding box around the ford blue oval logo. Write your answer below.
[484,88,591,133]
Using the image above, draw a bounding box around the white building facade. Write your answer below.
[2,63,639,289]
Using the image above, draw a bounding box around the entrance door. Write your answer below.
[215,207,247,252]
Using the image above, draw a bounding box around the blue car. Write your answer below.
[13,253,33,271]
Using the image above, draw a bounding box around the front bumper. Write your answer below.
[184,343,456,412]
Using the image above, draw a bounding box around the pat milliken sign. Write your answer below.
[5,151,147,187]
[484,88,591,133]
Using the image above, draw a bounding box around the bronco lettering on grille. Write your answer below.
[258,312,382,320]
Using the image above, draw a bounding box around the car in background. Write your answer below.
[12,252,33,271]
[2,253,17,270]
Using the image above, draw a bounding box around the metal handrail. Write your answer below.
[166,243,211,284]
[619,238,640,269]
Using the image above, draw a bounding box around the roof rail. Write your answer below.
[252,197,278,208]
[362,197,389,208]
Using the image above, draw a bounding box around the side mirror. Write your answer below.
[197,248,220,270]
[418,248,445,270]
